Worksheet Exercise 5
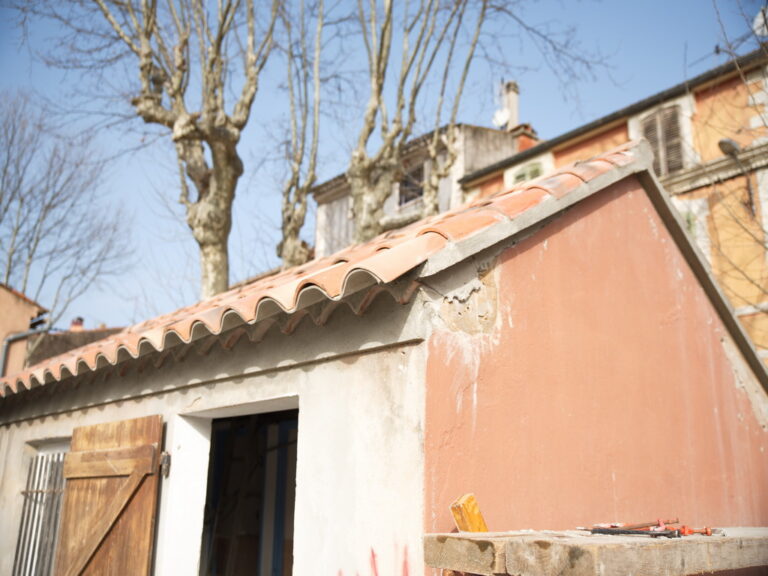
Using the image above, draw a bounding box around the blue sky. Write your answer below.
[0,1,762,328]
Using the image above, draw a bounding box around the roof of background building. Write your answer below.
[26,328,123,368]
[2,140,765,397]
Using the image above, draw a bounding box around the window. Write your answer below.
[513,162,542,184]
[13,452,66,576]
[399,164,424,206]
[641,106,684,176]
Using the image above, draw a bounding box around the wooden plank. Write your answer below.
[450,493,489,532]
[424,533,507,576]
[423,528,768,576]
[54,415,163,576]
[63,444,157,479]
[61,470,146,576]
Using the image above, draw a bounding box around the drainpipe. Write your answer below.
[0,326,50,378]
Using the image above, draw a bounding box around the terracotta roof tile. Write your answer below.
[0,141,647,397]
[566,158,616,182]
[484,188,549,219]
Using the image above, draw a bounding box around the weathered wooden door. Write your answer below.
[54,415,163,576]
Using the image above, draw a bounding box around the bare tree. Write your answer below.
[277,0,324,267]
[347,0,471,242]
[421,0,485,217]
[346,1,601,242]
[14,0,279,298]
[0,92,125,326]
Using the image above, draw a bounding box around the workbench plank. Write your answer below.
[424,533,506,575]
[424,528,768,576]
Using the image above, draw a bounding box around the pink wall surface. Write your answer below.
[425,176,768,535]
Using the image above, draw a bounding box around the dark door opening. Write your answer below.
[199,409,298,576]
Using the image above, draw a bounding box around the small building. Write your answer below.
[312,117,531,257]
[1,141,766,575]
[0,283,48,378]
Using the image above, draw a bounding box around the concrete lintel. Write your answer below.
[424,528,768,576]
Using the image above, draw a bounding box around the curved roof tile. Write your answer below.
[0,141,646,397]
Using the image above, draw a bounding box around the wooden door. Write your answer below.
[54,415,163,576]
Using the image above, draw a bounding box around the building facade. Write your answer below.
[312,121,529,257]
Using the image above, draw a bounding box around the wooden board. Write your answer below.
[424,528,768,576]
[54,415,163,576]
[450,493,489,532]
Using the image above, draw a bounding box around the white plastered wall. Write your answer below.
[0,296,427,576]
[316,194,354,257]
[671,196,712,265]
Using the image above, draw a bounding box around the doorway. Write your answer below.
[199,409,298,576]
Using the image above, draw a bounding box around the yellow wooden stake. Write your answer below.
[450,493,489,532]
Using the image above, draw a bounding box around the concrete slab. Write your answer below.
[424,528,768,576]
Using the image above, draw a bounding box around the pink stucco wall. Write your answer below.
[425,176,768,535]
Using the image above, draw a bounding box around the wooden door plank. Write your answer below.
[63,444,157,479]
[61,470,146,576]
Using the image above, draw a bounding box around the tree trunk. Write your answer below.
[198,239,230,298]
[279,234,311,268]
[183,140,242,299]
[279,181,311,268]
[348,162,396,243]
[422,169,441,217]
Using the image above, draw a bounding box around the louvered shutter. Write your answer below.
[662,106,683,174]
[13,453,66,576]
[642,114,661,175]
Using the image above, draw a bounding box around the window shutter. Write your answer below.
[642,114,662,175]
[13,452,66,576]
[54,415,163,576]
[662,106,683,174]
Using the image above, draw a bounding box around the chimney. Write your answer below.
[502,81,519,130]
[70,317,84,332]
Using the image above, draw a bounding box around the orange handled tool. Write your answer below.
[679,526,712,536]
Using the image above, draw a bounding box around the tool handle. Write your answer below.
[591,528,680,538]
[622,518,679,530]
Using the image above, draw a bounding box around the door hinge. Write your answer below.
[159,451,171,478]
